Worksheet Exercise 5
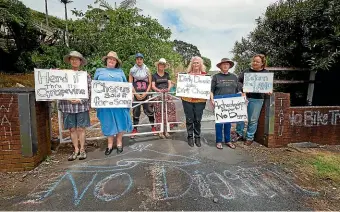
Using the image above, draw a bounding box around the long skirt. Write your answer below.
[97,108,133,136]
[154,93,177,132]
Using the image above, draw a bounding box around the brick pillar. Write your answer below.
[255,92,291,148]
[0,88,51,172]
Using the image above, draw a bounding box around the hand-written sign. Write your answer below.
[243,72,274,93]
[34,69,89,101]
[214,95,248,123]
[176,74,211,99]
[91,80,132,108]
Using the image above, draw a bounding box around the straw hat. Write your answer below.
[216,58,235,69]
[154,58,170,69]
[63,51,87,66]
[102,51,122,67]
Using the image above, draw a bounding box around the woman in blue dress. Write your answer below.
[94,51,133,155]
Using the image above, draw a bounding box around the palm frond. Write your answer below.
[119,0,137,9]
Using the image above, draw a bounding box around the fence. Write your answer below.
[57,92,215,143]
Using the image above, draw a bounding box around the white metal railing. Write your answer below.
[166,92,215,133]
[57,92,164,143]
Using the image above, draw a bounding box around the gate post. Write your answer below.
[0,88,51,172]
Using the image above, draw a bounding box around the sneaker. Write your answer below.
[151,127,157,136]
[79,151,87,160]
[68,152,79,161]
[130,128,137,139]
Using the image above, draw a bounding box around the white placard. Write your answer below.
[91,80,133,108]
[214,96,248,123]
[34,69,89,101]
[243,72,274,93]
[176,74,211,99]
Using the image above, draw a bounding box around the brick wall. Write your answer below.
[256,92,340,147]
[0,92,51,172]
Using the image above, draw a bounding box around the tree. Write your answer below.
[0,0,41,73]
[67,5,183,76]
[60,0,73,47]
[45,0,49,26]
[119,0,137,9]
[173,40,201,66]
[231,0,340,105]
[202,56,211,71]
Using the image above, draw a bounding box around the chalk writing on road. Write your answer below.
[91,81,132,108]
[21,143,319,207]
[34,69,88,101]
[289,110,340,127]
[0,96,13,151]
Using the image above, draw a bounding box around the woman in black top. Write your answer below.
[211,58,241,149]
[152,58,177,138]
[235,54,270,146]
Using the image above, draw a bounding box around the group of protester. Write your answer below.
[58,50,269,161]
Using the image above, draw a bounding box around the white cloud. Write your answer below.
[21,0,277,71]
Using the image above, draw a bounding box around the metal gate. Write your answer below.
[165,92,215,133]
[57,92,164,143]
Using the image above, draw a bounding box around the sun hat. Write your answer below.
[154,58,170,69]
[135,53,144,59]
[216,58,235,69]
[63,51,87,66]
[102,51,122,67]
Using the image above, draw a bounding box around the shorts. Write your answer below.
[63,111,91,130]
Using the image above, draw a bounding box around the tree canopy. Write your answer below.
[232,0,340,74]
[1,0,210,78]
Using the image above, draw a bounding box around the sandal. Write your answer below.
[216,143,223,149]
[226,142,236,149]
[159,133,165,139]
[164,132,170,138]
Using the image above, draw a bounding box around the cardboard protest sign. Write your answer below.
[34,69,88,101]
[176,74,211,99]
[243,72,274,93]
[214,94,248,123]
[91,80,132,108]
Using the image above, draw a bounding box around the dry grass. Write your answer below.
[0,73,35,88]
[241,144,340,211]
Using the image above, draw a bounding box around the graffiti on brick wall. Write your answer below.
[277,98,285,136]
[0,96,14,151]
[289,109,340,127]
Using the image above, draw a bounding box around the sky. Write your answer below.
[21,0,277,71]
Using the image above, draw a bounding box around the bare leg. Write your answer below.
[70,128,79,153]
[116,133,123,147]
[108,136,114,149]
[77,127,86,152]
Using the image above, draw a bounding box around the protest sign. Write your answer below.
[91,80,132,108]
[34,69,88,101]
[243,72,274,93]
[214,94,248,123]
[176,74,211,99]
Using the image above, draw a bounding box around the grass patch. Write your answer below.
[0,73,35,88]
[310,152,340,183]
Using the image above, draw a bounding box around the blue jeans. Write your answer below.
[236,98,264,140]
[215,123,231,143]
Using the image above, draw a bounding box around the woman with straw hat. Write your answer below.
[94,51,133,155]
[151,58,177,138]
[59,51,91,161]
